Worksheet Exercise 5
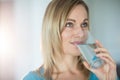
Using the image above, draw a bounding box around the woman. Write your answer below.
[23,0,119,80]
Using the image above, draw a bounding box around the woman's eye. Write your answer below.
[81,22,88,28]
[65,22,74,28]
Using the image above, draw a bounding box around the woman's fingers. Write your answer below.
[95,40,103,48]
[98,54,116,80]
[87,40,117,80]
[82,40,117,80]
[100,56,117,80]
[96,53,114,63]
[94,48,108,54]
[82,55,117,80]
[99,56,116,69]
[94,40,115,63]
[82,61,90,70]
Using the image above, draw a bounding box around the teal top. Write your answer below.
[23,67,120,80]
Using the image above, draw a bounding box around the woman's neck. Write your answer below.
[52,55,89,80]
[54,55,79,73]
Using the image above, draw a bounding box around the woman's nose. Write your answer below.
[74,26,84,37]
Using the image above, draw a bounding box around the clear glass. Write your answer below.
[77,31,104,69]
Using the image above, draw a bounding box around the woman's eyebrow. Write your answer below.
[67,18,88,22]
[67,18,76,22]
[84,18,88,22]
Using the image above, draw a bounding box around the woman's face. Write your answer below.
[61,5,89,56]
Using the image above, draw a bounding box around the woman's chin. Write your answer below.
[71,51,81,56]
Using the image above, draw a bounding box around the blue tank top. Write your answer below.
[23,67,119,80]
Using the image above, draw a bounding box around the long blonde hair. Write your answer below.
[41,0,89,79]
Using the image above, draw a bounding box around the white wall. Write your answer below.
[14,0,51,79]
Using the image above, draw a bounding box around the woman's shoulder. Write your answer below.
[23,67,45,80]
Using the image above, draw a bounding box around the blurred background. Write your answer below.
[0,0,120,80]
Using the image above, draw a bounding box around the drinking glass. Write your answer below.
[77,31,104,69]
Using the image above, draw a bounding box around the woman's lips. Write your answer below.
[70,41,83,45]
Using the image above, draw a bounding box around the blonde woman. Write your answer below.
[23,0,119,80]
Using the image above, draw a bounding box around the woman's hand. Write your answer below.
[83,40,117,80]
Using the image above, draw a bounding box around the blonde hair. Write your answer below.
[41,0,89,79]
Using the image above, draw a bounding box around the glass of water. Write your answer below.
[77,31,104,69]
